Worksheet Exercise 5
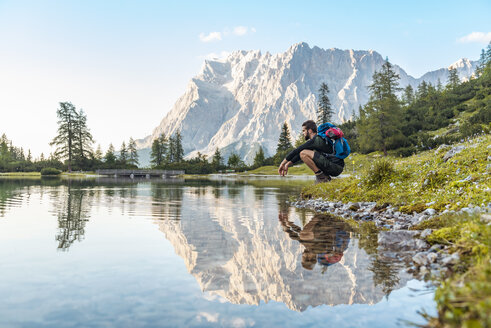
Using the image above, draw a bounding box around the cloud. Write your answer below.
[457,32,491,44]
[199,31,222,42]
[200,26,256,42]
[196,312,219,323]
[233,26,248,36]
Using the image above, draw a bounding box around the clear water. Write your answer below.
[0,178,436,327]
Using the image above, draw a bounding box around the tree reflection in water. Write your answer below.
[55,184,90,251]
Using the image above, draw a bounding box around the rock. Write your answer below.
[427,252,438,263]
[378,231,428,251]
[441,252,460,266]
[481,214,491,223]
[423,208,437,216]
[429,244,443,252]
[420,229,433,238]
[443,145,465,161]
[349,203,361,211]
[413,252,429,266]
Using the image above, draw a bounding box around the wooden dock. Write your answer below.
[96,169,184,178]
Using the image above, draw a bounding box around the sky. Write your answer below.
[1,0,490,158]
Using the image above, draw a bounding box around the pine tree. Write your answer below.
[27,150,32,162]
[402,85,414,105]
[447,68,460,89]
[119,141,127,164]
[356,60,404,155]
[150,134,167,167]
[253,147,265,168]
[50,102,78,172]
[94,145,103,160]
[317,82,334,124]
[73,109,94,163]
[128,137,139,167]
[276,122,293,153]
[227,153,242,169]
[167,135,175,163]
[105,144,116,164]
[174,131,184,162]
[211,148,223,169]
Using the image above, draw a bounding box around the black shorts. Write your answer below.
[313,151,344,177]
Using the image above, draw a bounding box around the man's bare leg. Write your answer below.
[299,150,320,173]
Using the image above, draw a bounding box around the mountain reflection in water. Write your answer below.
[0,178,415,313]
[156,183,414,312]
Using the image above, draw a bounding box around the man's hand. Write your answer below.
[278,159,291,176]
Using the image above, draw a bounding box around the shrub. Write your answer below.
[40,167,62,176]
[363,158,395,187]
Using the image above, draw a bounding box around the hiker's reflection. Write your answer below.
[279,212,352,271]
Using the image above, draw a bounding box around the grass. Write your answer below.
[0,172,41,176]
[413,213,491,328]
[299,134,491,327]
[301,134,491,212]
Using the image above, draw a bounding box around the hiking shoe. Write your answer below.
[315,173,331,184]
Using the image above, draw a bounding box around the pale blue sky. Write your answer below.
[1,0,490,157]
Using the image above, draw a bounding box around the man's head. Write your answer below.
[302,120,317,141]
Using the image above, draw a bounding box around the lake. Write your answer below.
[0,177,436,327]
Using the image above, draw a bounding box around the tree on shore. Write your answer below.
[119,141,127,164]
[276,122,293,153]
[73,109,94,163]
[227,153,243,169]
[356,60,404,156]
[104,144,116,165]
[50,102,78,172]
[317,82,334,124]
[150,134,167,167]
[253,147,265,168]
[211,148,223,169]
[128,137,139,167]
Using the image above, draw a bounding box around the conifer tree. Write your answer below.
[227,153,242,169]
[356,60,404,155]
[50,102,78,172]
[104,144,116,164]
[317,82,334,124]
[253,147,265,168]
[276,122,293,153]
[402,85,414,105]
[73,109,94,163]
[447,68,460,89]
[94,145,103,161]
[174,131,184,163]
[150,134,167,167]
[128,137,139,167]
[211,148,223,169]
[119,141,127,164]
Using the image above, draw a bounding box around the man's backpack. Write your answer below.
[317,122,351,159]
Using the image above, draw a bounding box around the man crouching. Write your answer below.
[277,120,344,184]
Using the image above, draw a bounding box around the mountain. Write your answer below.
[137,42,477,165]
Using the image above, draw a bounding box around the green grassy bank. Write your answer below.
[297,135,490,327]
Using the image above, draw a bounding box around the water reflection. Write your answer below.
[0,177,415,311]
[156,186,414,311]
[54,184,90,251]
[279,212,352,272]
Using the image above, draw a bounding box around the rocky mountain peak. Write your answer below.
[136,43,477,165]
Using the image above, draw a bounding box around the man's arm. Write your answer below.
[284,138,317,162]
